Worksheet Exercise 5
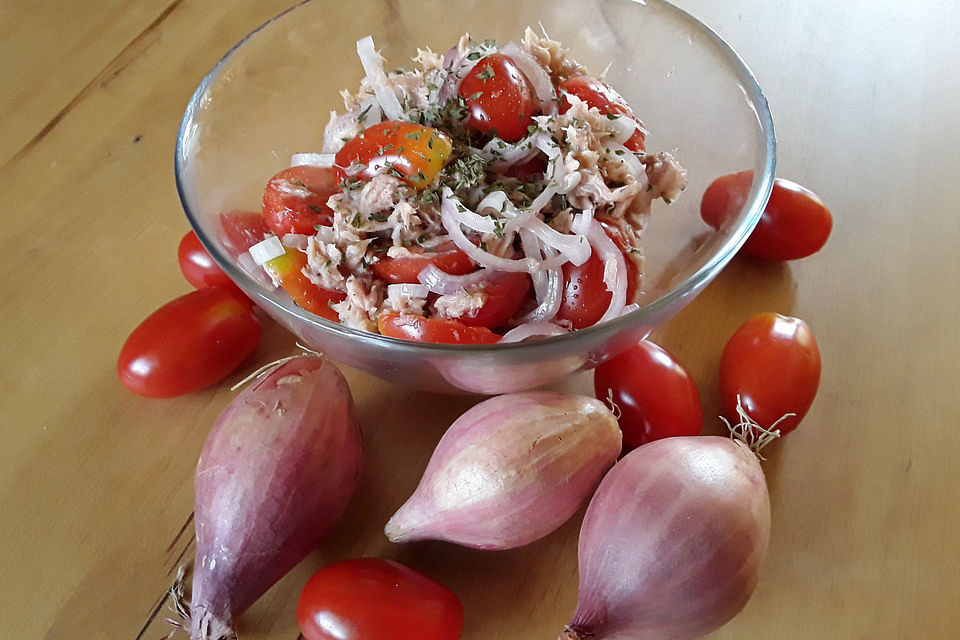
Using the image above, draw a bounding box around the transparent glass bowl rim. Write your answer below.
[175,0,776,357]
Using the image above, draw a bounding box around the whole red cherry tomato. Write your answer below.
[218,210,269,257]
[378,313,500,344]
[719,312,821,436]
[177,230,239,291]
[459,53,536,142]
[262,165,340,236]
[559,76,645,151]
[701,171,832,260]
[117,287,261,398]
[335,121,452,189]
[372,242,476,284]
[594,340,703,451]
[556,224,638,330]
[297,558,464,640]
[456,271,531,329]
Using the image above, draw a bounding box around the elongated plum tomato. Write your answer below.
[335,122,452,189]
[117,286,261,398]
[372,242,475,284]
[701,171,833,260]
[297,558,464,640]
[262,165,340,236]
[458,53,536,142]
[594,340,703,451]
[559,76,646,151]
[178,230,240,291]
[556,222,638,330]
[218,210,268,257]
[720,312,821,436]
[378,313,500,344]
[262,248,345,322]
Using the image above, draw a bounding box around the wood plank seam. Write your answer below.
[1,0,185,172]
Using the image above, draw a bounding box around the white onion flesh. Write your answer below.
[387,283,430,299]
[356,36,404,121]
[585,219,628,323]
[520,265,562,323]
[602,141,644,181]
[249,236,285,265]
[501,42,557,116]
[500,322,569,343]
[290,153,336,168]
[441,202,538,273]
[527,217,590,267]
[417,264,506,295]
[281,234,310,251]
[603,112,643,144]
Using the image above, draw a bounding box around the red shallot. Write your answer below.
[188,356,363,640]
[560,436,770,640]
[385,392,621,550]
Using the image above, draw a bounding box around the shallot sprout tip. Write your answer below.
[721,393,789,459]
[229,344,324,391]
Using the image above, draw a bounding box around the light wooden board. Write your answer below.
[1,1,958,638]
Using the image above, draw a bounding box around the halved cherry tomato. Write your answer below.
[719,312,821,436]
[559,76,645,151]
[594,340,703,451]
[117,286,261,398]
[556,224,639,330]
[458,53,536,142]
[297,558,464,640]
[262,249,345,322]
[177,230,239,291]
[378,313,500,344]
[457,271,531,329]
[219,210,269,257]
[262,165,339,236]
[335,122,452,189]
[372,242,476,284]
[701,171,832,260]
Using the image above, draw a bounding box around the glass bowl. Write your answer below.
[176,0,775,394]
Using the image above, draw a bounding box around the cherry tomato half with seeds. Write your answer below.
[559,76,646,151]
[335,121,452,189]
[555,223,639,330]
[262,165,339,236]
[117,286,261,398]
[459,53,536,143]
[218,210,269,257]
[372,242,476,284]
[297,558,464,640]
[701,171,833,260]
[456,271,531,329]
[378,313,500,344]
[177,230,239,291]
[594,340,703,451]
[719,312,821,436]
[262,248,345,322]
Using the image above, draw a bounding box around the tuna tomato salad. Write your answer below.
[234,28,686,344]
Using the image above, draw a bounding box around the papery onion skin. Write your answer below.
[190,357,364,640]
[563,436,770,640]
[385,392,622,550]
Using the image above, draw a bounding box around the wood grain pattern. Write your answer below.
[1,1,958,638]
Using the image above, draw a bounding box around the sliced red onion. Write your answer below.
[585,219,628,323]
[442,205,536,273]
[520,265,562,323]
[441,195,498,235]
[602,111,643,145]
[417,264,507,295]
[570,209,595,236]
[527,216,590,267]
[501,42,557,116]
[249,236,285,265]
[290,153,336,169]
[356,36,403,121]
[602,141,644,181]
[519,229,547,299]
[281,234,310,251]
[387,283,430,299]
[478,133,545,167]
[500,322,569,343]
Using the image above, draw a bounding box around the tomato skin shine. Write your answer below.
[378,313,501,344]
[701,172,833,260]
[178,230,240,291]
[372,243,476,284]
[559,76,646,151]
[297,558,464,640]
[719,313,821,435]
[594,340,703,451]
[335,122,452,189]
[117,287,261,398]
[459,53,536,142]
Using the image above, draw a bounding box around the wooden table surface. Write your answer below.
[2,1,958,638]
